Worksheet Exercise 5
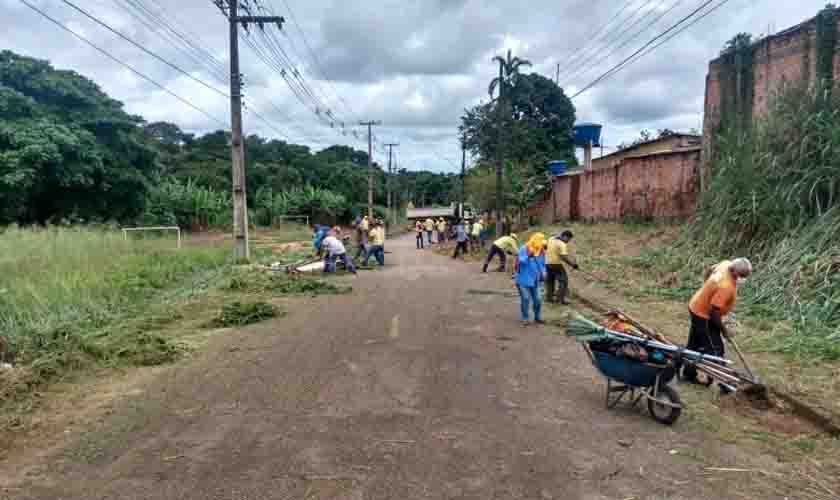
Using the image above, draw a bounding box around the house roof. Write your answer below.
[595,134,701,163]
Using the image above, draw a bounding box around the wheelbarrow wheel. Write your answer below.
[648,385,682,425]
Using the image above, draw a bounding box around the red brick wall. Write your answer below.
[704,11,840,137]
[549,150,700,221]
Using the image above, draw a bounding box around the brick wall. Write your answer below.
[542,149,700,223]
[704,10,840,138]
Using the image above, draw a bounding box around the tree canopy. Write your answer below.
[0,50,459,227]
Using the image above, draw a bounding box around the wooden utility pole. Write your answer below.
[224,0,283,261]
[360,120,381,218]
[384,142,399,226]
[555,63,560,85]
[495,57,505,238]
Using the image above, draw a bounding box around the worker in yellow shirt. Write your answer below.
[364,220,386,266]
[436,218,448,243]
[470,218,484,253]
[545,230,579,305]
[683,258,752,386]
[424,218,435,245]
[483,233,518,273]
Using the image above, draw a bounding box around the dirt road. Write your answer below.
[4,234,785,499]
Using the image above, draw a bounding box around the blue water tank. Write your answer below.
[574,123,603,147]
[547,160,568,176]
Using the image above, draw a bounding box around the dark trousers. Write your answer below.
[325,253,356,274]
[545,264,568,303]
[416,232,424,249]
[683,312,725,381]
[452,241,468,259]
[483,244,507,272]
[365,245,385,266]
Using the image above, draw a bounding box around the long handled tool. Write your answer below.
[724,335,769,397]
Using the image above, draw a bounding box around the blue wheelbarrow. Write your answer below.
[583,343,683,425]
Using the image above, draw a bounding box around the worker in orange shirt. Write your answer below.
[683,258,753,385]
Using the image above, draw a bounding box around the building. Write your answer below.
[531,134,702,223]
[592,133,701,171]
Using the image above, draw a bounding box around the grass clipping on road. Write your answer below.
[212,301,282,327]
[0,226,228,401]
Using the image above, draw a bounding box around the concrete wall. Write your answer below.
[545,149,700,222]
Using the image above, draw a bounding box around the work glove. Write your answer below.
[573,263,580,270]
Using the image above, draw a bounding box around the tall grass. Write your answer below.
[684,82,840,360]
[0,226,228,388]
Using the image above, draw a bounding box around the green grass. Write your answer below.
[222,270,352,295]
[0,226,229,394]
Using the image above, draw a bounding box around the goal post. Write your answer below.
[122,226,182,249]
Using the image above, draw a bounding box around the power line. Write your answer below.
[562,0,688,88]
[60,0,230,99]
[554,0,638,80]
[19,0,228,127]
[571,0,730,99]
[559,0,660,84]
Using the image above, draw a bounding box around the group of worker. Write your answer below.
[479,230,580,326]
[415,217,486,252]
[318,215,752,394]
[312,215,388,274]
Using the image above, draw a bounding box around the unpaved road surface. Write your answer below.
[3,235,784,499]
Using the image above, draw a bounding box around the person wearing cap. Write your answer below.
[424,217,435,245]
[452,219,469,259]
[515,233,548,326]
[322,229,356,274]
[683,258,753,384]
[545,230,579,305]
[364,220,387,267]
[483,233,519,273]
[436,218,447,243]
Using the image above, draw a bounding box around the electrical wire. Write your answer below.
[18,0,228,127]
[571,0,731,99]
[559,0,661,84]
[561,0,688,88]
[60,0,230,99]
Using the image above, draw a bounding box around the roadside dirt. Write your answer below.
[0,233,833,499]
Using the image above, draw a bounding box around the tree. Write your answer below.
[489,49,532,100]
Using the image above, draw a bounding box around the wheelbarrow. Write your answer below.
[583,343,683,425]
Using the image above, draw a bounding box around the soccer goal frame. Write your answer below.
[122,226,182,249]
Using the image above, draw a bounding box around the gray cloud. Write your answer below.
[0,0,832,172]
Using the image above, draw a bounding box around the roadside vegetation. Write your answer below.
[0,226,228,399]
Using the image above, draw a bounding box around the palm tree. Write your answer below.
[488,49,532,100]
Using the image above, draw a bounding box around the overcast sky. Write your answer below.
[0,0,831,172]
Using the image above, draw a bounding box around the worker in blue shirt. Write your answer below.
[515,232,547,326]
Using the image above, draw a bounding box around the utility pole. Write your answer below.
[460,135,466,219]
[360,120,381,219]
[384,142,399,226]
[495,56,505,238]
[222,0,283,262]
[555,63,560,86]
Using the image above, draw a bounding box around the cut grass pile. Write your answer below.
[223,270,352,295]
[211,301,281,327]
[0,226,229,395]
